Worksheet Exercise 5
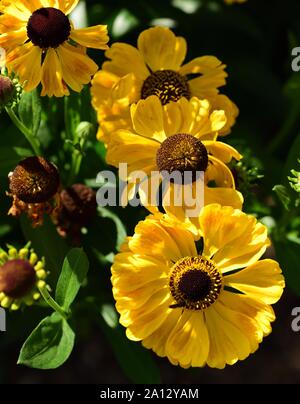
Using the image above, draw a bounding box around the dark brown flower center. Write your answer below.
[169,256,223,310]
[0,259,36,298]
[27,7,71,49]
[9,156,60,204]
[179,270,212,302]
[60,184,97,225]
[156,133,208,183]
[0,76,14,105]
[141,70,190,105]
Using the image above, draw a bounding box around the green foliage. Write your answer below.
[18,90,42,138]
[20,216,69,281]
[18,248,89,370]
[99,303,161,384]
[55,248,89,311]
[18,313,75,370]
[287,160,300,207]
[273,185,292,211]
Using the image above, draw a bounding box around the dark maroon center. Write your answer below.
[0,259,36,299]
[156,133,209,184]
[141,70,190,105]
[178,270,212,302]
[0,76,14,105]
[27,7,71,49]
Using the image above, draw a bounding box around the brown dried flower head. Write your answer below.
[9,156,60,203]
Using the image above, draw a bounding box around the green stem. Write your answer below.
[68,150,83,185]
[5,107,41,155]
[39,285,69,320]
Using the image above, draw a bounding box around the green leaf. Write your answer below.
[273,185,292,210]
[18,90,42,137]
[20,215,69,283]
[18,313,75,369]
[99,303,161,384]
[55,248,89,310]
[274,238,300,297]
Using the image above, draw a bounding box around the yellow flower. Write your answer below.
[111,204,285,369]
[0,0,109,96]
[91,26,238,142]
[107,95,243,227]
[0,244,48,310]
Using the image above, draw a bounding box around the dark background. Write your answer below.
[1,0,300,384]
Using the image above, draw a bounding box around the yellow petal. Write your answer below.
[105,129,158,176]
[41,48,69,97]
[162,97,190,136]
[56,0,79,14]
[70,25,109,49]
[166,310,209,368]
[206,155,235,188]
[91,70,120,110]
[163,97,209,136]
[162,184,201,236]
[225,259,285,304]
[128,214,196,262]
[162,217,198,257]
[0,27,27,51]
[110,73,139,103]
[193,108,227,139]
[205,141,242,163]
[210,94,239,136]
[97,111,132,145]
[214,220,269,273]
[204,187,243,209]
[0,1,32,21]
[56,42,98,92]
[135,177,161,215]
[112,253,169,296]
[164,97,226,139]
[205,301,259,369]
[220,291,275,337]
[199,204,269,268]
[91,72,138,142]
[115,280,168,312]
[103,43,149,81]
[8,43,42,91]
[124,289,172,340]
[180,56,227,98]
[137,26,187,71]
[0,14,27,33]
[131,96,166,142]
[143,309,181,358]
